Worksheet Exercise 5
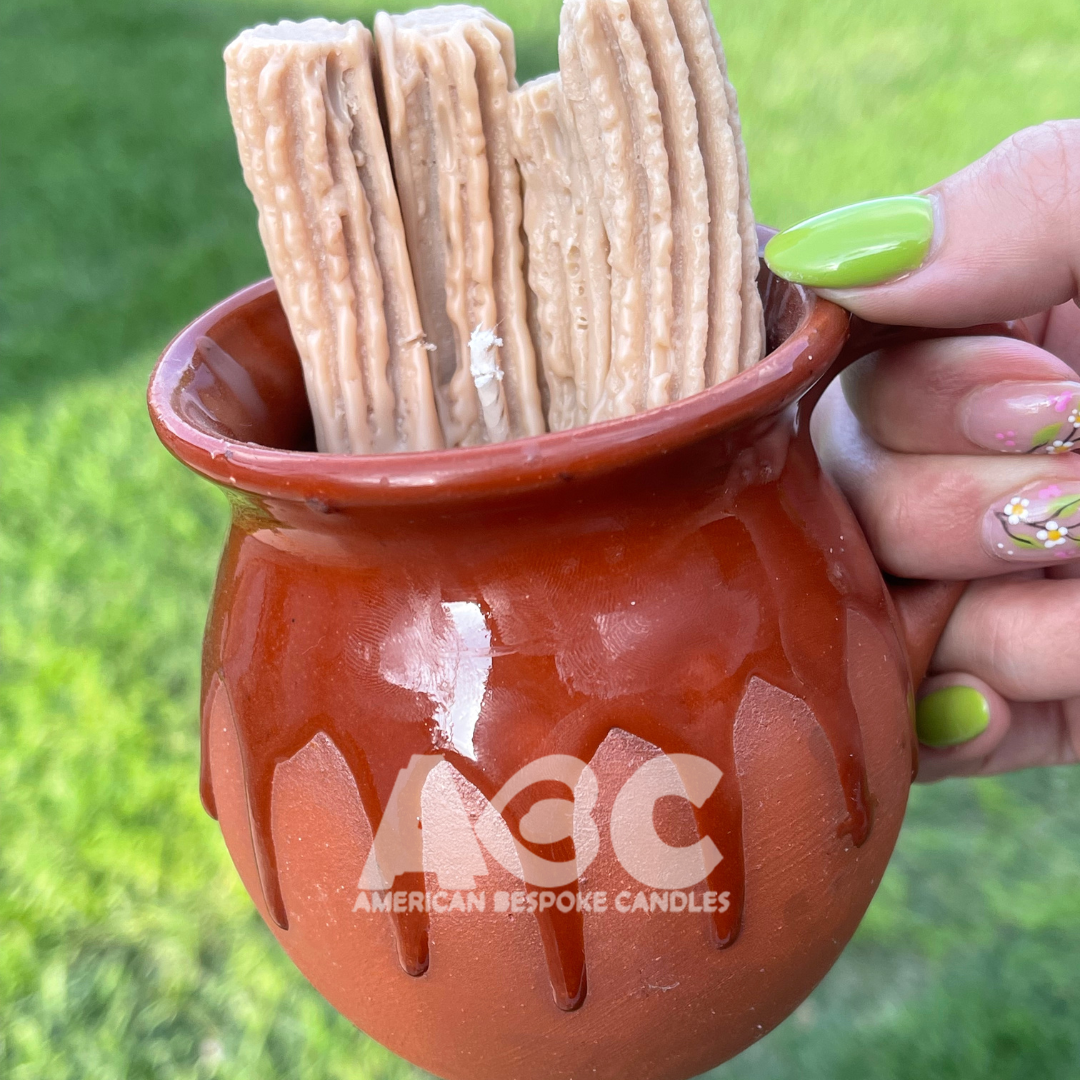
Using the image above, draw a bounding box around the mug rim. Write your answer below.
[147,272,850,507]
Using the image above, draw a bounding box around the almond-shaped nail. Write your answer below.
[763,195,935,289]
[983,482,1080,560]
[962,382,1080,454]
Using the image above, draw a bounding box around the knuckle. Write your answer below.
[990,121,1080,232]
[978,604,1025,690]
[958,581,1080,698]
[869,461,979,576]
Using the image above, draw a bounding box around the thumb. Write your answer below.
[764,120,1080,327]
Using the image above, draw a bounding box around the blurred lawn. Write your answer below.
[2,0,1080,1075]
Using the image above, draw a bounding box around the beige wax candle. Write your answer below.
[224,19,443,454]
[374,6,546,447]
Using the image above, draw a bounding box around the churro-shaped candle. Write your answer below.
[510,75,611,429]
[513,0,764,427]
[559,0,676,420]
[663,0,764,377]
[225,19,443,453]
[375,6,546,446]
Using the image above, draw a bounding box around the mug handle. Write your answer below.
[796,309,1032,684]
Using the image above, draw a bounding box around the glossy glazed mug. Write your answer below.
[148,231,1017,1080]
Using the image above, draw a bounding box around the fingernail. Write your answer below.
[763,195,935,289]
[983,482,1080,560]
[962,382,1080,454]
[916,686,990,747]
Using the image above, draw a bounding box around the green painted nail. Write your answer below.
[916,686,990,748]
[763,195,935,289]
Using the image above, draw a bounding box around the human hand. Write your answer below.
[764,120,1080,782]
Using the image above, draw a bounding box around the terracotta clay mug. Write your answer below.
[148,232,1018,1080]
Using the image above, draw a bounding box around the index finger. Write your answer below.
[768,122,1080,326]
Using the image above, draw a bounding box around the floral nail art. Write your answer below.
[965,385,1080,455]
[1002,496,1030,523]
[997,394,1079,453]
[986,484,1080,559]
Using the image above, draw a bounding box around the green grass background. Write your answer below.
[3,0,1080,1075]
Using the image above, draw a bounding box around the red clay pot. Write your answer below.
[148,246,1001,1080]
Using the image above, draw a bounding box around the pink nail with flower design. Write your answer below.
[983,483,1080,560]
[962,382,1080,454]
